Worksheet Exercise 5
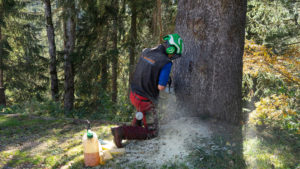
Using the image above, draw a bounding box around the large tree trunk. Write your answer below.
[44,0,59,102]
[0,25,6,106]
[173,0,247,124]
[128,2,137,85]
[63,0,76,112]
[111,0,119,103]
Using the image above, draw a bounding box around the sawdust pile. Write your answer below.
[114,91,212,167]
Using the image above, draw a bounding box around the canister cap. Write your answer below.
[87,130,93,139]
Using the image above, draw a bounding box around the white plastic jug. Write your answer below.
[83,130,100,167]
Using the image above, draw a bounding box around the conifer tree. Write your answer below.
[174,0,247,124]
[0,0,48,104]
[0,0,16,106]
[43,0,59,102]
[111,0,119,103]
[63,0,76,112]
[128,1,137,85]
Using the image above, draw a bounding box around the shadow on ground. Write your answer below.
[0,114,95,169]
[184,119,246,169]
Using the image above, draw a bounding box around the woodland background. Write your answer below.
[0,0,299,168]
[0,0,298,134]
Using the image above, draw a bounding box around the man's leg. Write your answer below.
[111,91,157,148]
[129,91,153,127]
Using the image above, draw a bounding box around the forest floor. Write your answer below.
[0,94,299,169]
[0,114,299,169]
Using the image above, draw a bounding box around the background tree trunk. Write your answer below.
[44,0,59,102]
[173,0,247,124]
[129,2,137,85]
[152,0,162,43]
[157,0,162,43]
[111,0,119,103]
[152,4,158,38]
[101,25,109,91]
[63,0,76,112]
[0,25,6,106]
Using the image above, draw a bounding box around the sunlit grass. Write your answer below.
[243,131,299,169]
[0,114,117,169]
[1,114,299,169]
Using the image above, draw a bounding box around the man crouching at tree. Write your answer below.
[111,34,184,148]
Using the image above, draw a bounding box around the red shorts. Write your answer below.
[129,91,153,112]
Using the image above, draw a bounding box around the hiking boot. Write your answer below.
[111,127,124,148]
[111,126,158,148]
[122,126,157,140]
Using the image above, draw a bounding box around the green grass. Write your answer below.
[0,114,116,169]
[186,135,246,169]
[1,114,299,169]
[1,150,43,167]
[243,128,300,169]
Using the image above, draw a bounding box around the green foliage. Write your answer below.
[246,0,300,53]
[2,0,48,104]
[0,0,179,120]
[249,94,299,135]
[254,72,289,98]
[1,97,64,116]
[243,71,299,136]
[242,72,290,101]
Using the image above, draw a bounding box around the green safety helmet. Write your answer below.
[163,33,184,60]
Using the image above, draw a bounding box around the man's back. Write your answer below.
[130,44,170,101]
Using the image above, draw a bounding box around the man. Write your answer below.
[111,33,184,148]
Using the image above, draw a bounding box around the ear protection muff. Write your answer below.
[166,46,176,54]
[165,41,176,55]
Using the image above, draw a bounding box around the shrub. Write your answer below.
[249,94,299,135]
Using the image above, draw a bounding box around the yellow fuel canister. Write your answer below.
[83,130,100,167]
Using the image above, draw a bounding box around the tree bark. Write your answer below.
[157,0,163,43]
[63,0,76,112]
[100,25,109,91]
[111,0,119,103]
[0,25,6,106]
[152,5,158,37]
[152,0,162,43]
[173,0,247,124]
[129,2,137,86]
[44,0,59,102]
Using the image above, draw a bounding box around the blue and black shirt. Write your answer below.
[131,44,171,101]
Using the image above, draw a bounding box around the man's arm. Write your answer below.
[158,62,172,91]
